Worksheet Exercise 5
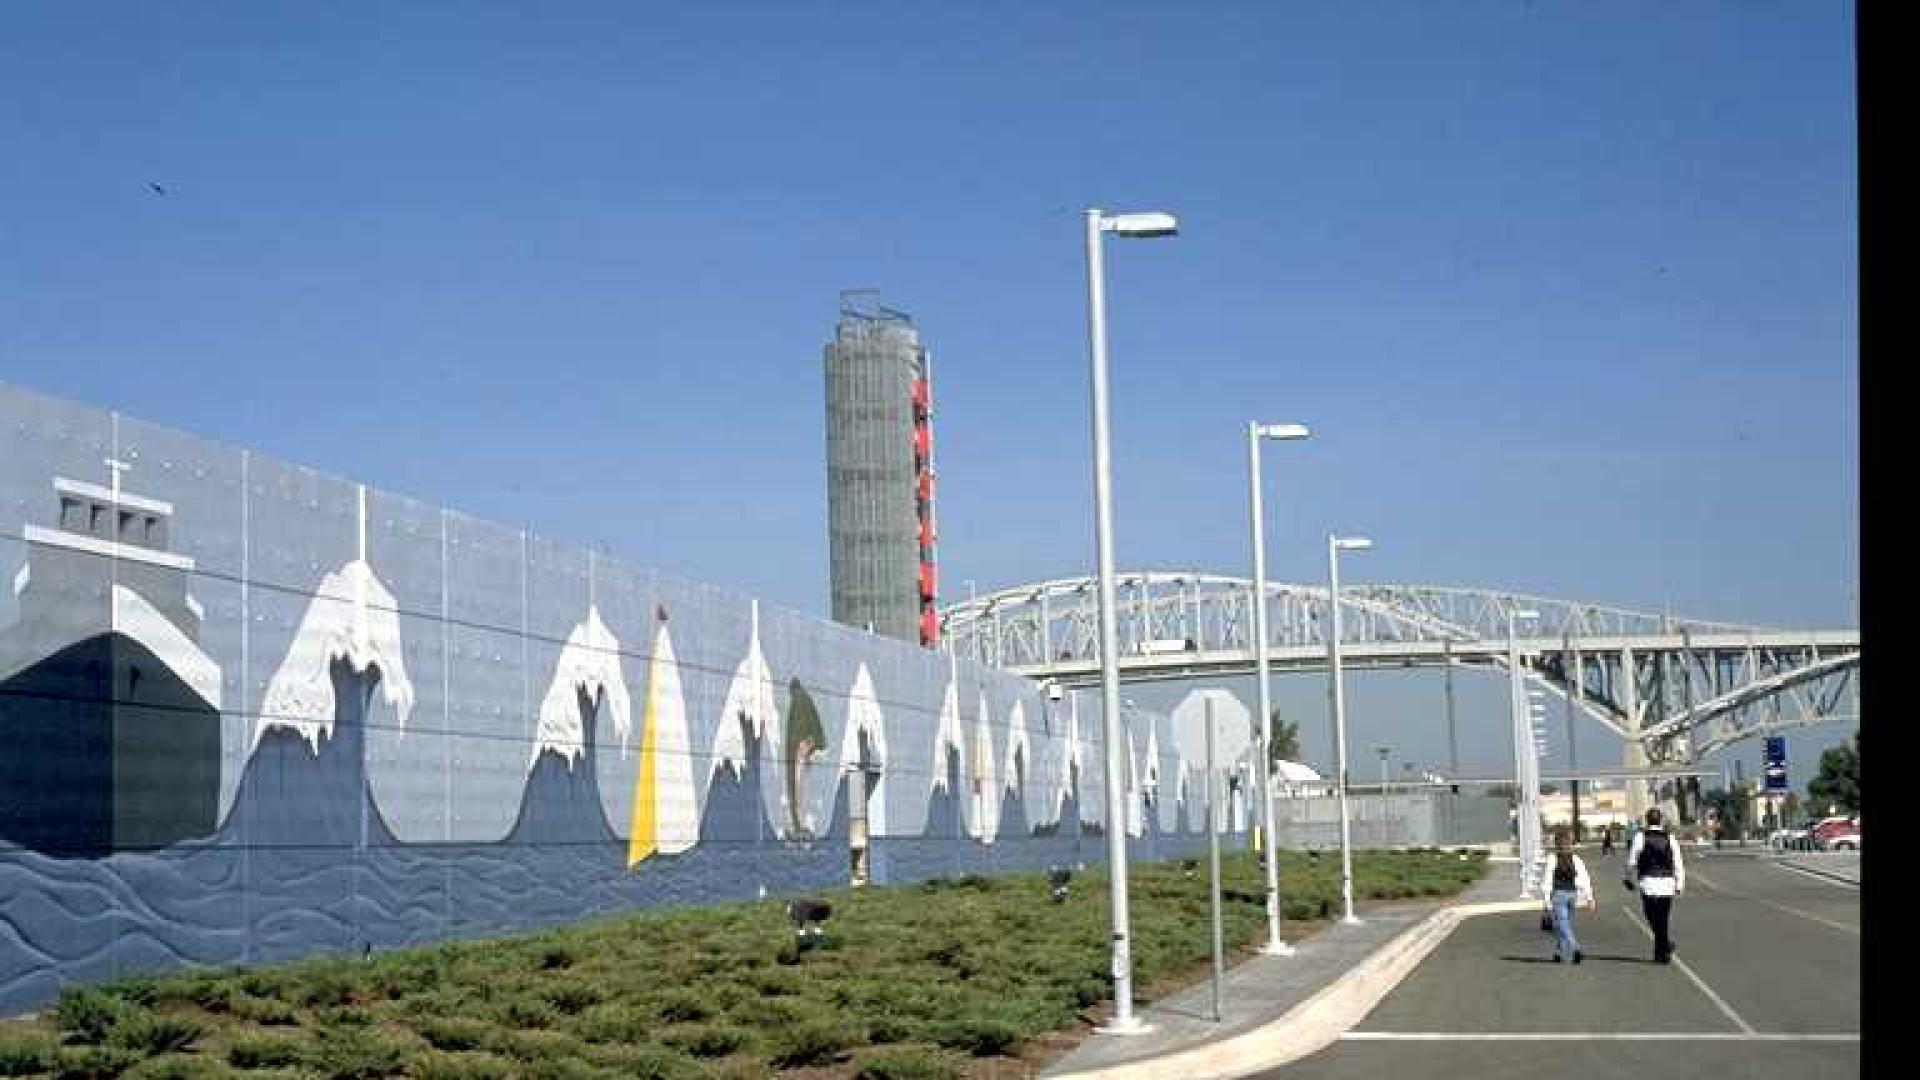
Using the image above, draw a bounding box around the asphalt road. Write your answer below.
[1260,850,1860,1079]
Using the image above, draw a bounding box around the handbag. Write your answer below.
[1539,912,1554,933]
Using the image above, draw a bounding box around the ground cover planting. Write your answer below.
[0,848,1486,1079]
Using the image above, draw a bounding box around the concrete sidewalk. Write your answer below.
[1042,861,1526,1079]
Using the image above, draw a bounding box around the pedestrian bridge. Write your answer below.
[938,575,1858,761]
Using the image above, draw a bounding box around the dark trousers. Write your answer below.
[1641,893,1675,959]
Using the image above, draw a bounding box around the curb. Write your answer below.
[1047,897,1537,1079]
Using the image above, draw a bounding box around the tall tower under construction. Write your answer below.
[824,290,939,647]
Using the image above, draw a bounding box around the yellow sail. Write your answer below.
[627,648,660,866]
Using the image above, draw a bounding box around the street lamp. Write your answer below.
[1508,606,1541,897]
[1246,419,1312,956]
[1325,534,1372,925]
[1376,745,1392,790]
[1083,206,1177,1034]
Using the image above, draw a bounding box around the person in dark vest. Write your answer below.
[1599,823,1614,857]
[1537,825,1594,963]
[1625,806,1686,963]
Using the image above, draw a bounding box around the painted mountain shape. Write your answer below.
[224,656,398,850]
[508,685,620,847]
[699,709,779,845]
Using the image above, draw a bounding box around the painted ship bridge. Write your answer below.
[939,575,1859,765]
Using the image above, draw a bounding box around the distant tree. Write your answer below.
[1702,783,1752,836]
[1268,709,1300,766]
[1781,791,1803,823]
[1808,732,1860,816]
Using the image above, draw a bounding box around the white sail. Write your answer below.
[646,623,699,854]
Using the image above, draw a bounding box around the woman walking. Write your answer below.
[1539,826,1594,964]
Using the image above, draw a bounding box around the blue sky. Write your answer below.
[0,1,1856,787]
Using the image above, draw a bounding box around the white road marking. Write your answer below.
[1691,871,1860,935]
[1619,904,1757,1035]
[1767,858,1862,891]
[1341,1031,1859,1042]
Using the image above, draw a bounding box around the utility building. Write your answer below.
[824,291,939,647]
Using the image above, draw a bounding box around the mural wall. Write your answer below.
[0,382,1242,1015]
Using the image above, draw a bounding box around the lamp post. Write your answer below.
[1376,745,1392,791]
[1246,420,1311,956]
[1083,206,1177,1034]
[1325,534,1371,925]
[1508,606,1541,897]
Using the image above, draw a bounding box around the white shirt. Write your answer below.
[1539,853,1594,906]
[1626,827,1686,897]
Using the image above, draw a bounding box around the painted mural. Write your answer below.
[0,382,1233,1015]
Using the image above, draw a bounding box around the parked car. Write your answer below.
[1817,816,1860,851]
[1810,816,1858,850]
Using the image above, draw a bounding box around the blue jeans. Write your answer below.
[1550,889,1581,958]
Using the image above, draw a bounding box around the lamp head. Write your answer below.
[1332,536,1373,551]
[1101,211,1180,238]
[1515,608,1542,622]
[1255,422,1312,442]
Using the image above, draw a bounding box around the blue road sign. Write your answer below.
[1764,737,1788,793]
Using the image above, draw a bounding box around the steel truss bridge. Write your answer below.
[938,574,1859,767]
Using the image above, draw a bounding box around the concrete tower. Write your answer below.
[824,291,938,646]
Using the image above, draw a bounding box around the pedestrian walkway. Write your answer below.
[1042,862,1524,1079]
[1265,850,1859,1080]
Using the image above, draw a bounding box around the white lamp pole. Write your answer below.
[1508,605,1541,897]
[1325,534,1371,925]
[1246,420,1311,956]
[1083,206,1176,1034]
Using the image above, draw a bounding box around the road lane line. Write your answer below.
[1767,858,1862,890]
[1691,871,1860,935]
[1619,904,1757,1035]
[1341,1031,1859,1042]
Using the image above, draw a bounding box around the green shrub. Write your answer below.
[517,1055,619,1080]
[855,1043,969,1080]
[313,1007,373,1027]
[302,1026,410,1080]
[410,1051,515,1080]
[537,946,576,971]
[96,978,159,1009]
[121,1055,230,1080]
[767,1018,862,1068]
[53,1045,143,1080]
[54,988,129,1045]
[298,968,361,1010]
[227,1033,303,1070]
[479,1029,587,1066]
[577,1044,705,1080]
[925,1007,1023,1058]
[495,994,558,1029]
[414,1017,490,1052]
[652,991,709,1024]
[108,1014,202,1057]
[542,983,602,1015]
[660,1023,752,1059]
[573,1003,652,1045]
[0,1030,58,1076]
[229,995,298,1026]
